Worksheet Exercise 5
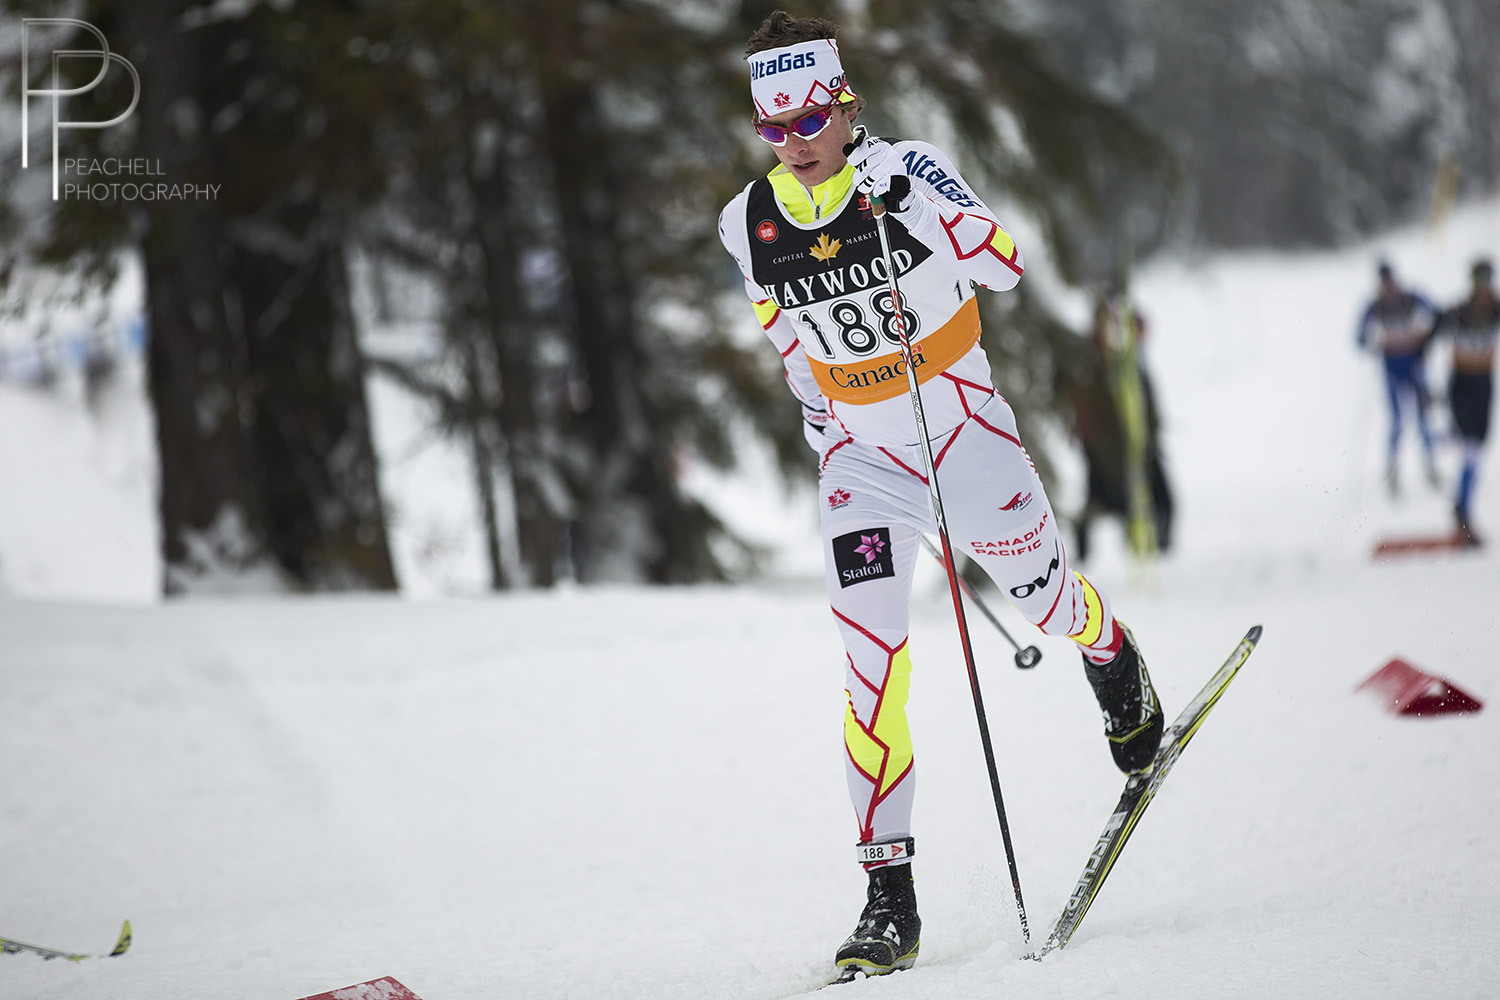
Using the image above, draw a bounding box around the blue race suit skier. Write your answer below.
[1357,262,1439,493]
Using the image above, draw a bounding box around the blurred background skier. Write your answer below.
[1356,262,1439,494]
[1069,290,1174,563]
[1428,259,1499,545]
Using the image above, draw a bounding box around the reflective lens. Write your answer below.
[755,104,837,146]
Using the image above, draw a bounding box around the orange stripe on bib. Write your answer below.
[810,297,981,404]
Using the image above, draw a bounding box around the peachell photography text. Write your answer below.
[61,158,221,202]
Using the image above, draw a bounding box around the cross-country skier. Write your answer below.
[1429,259,1499,545]
[718,11,1163,981]
[1357,262,1440,493]
[1071,293,1174,562]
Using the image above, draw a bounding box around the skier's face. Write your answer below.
[759,102,857,189]
[1475,267,1495,304]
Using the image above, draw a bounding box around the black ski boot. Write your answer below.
[1084,624,1164,774]
[833,863,921,982]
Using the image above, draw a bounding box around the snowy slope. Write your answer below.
[0,366,157,601]
[0,575,1495,1000]
[2,200,1498,999]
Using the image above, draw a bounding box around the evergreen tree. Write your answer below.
[4,0,1181,589]
[1018,0,1492,248]
[4,2,399,593]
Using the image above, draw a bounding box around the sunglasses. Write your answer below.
[754,100,843,146]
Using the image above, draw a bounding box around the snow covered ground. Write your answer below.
[2,200,1498,999]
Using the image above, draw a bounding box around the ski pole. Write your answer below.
[865,176,1032,944]
[919,534,1042,670]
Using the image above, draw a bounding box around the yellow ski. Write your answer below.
[0,920,131,962]
[1032,627,1262,957]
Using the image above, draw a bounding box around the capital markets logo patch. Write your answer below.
[833,527,894,589]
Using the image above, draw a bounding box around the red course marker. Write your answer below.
[296,977,423,1000]
[1357,658,1484,716]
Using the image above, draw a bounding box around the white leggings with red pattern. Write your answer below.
[818,392,1121,864]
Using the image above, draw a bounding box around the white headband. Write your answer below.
[747,38,854,120]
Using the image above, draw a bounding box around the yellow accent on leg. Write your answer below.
[1067,572,1105,649]
[844,646,915,798]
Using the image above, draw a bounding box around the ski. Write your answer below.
[1031,625,1262,958]
[826,954,916,988]
[0,920,132,962]
[1372,532,1476,558]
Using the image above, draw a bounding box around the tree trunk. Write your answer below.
[455,325,507,590]
[466,98,560,588]
[533,57,698,582]
[233,208,398,590]
[115,0,277,594]
[118,0,396,593]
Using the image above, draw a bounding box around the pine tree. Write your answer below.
[5,2,399,593]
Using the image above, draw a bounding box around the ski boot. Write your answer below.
[1084,624,1164,774]
[1456,506,1483,548]
[833,861,920,983]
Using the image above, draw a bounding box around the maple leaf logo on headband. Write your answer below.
[774,92,792,108]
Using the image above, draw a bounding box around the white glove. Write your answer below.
[845,128,914,212]
[803,404,830,451]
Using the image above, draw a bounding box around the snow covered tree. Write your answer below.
[4,2,398,594]
[3,0,1186,589]
[1014,0,1497,248]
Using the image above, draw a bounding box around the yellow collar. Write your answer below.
[767,162,855,225]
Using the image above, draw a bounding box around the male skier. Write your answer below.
[718,11,1163,980]
[1430,260,1499,545]
[1357,262,1439,493]
[1072,292,1174,561]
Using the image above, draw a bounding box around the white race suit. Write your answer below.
[719,140,1123,864]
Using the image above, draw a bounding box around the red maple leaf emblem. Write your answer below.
[774,92,792,108]
[827,489,851,508]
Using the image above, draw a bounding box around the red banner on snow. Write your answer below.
[1357,659,1484,716]
[296,977,422,1000]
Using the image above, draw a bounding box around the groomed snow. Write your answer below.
[2,200,1497,999]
